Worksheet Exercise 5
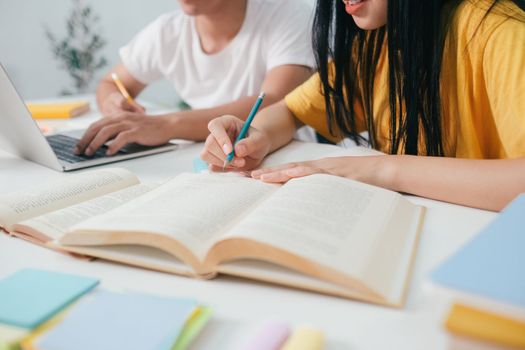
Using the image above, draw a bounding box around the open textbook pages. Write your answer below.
[0,141,380,242]
[0,141,423,306]
[26,172,421,306]
[0,168,159,246]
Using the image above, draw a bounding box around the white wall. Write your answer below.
[0,0,179,106]
[0,0,315,106]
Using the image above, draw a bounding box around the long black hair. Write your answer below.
[313,0,525,156]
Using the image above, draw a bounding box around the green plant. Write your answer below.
[177,100,191,111]
[46,0,107,95]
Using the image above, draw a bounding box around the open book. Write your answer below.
[0,142,424,307]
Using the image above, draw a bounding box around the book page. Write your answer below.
[57,245,196,277]
[221,174,419,289]
[261,141,384,168]
[14,183,158,242]
[217,259,386,304]
[0,168,138,231]
[65,173,278,259]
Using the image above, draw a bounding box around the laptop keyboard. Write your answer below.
[46,134,110,163]
[46,134,167,163]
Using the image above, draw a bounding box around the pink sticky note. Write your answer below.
[238,321,291,350]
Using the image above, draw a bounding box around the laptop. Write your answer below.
[0,64,178,171]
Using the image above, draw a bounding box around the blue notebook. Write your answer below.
[0,269,99,329]
[431,194,525,311]
[34,290,198,350]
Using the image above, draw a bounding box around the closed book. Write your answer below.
[26,101,90,119]
[430,194,525,321]
[446,304,525,349]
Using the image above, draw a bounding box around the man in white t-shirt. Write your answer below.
[75,0,314,156]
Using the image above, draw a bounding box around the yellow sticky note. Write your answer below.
[281,326,325,350]
[19,307,71,350]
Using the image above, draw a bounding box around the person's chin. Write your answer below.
[179,4,200,16]
[181,9,199,16]
[352,16,384,30]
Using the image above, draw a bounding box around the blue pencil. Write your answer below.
[223,92,265,169]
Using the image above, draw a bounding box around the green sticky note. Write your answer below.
[172,307,213,350]
[0,269,99,329]
[0,323,29,350]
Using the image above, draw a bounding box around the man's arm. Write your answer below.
[76,64,312,156]
[96,63,147,116]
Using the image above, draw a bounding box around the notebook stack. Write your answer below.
[0,269,210,350]
[430,194,525,349]
[0,268,327,350]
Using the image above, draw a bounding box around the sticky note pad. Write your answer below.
[0,323,30,350]
[193,157,209,173]
[281,327,325,350]
[171,306,212,350]
[238,321,291,350]
[0,269,99,329]
[34,290,198,350]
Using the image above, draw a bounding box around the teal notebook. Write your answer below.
[0,269,99,329]
[34,290,198,350]
[431,194,525,311]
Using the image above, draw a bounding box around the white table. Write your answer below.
[0,107,496,349]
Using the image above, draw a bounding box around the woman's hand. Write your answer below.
[251,155,393,187]
[200,115,272,172]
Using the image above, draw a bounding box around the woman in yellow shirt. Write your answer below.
[201,0,525,211]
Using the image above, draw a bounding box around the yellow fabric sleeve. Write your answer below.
[285,73,343,144]
[482,18,525,158]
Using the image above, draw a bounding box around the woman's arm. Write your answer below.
[202,96,525,211]
[251,155,525,211]
[387,156,525,211]
[202,100,299,171]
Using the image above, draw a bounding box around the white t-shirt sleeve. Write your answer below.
[119,14,175,84]
[264,0,315,71]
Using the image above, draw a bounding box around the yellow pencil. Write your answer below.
[111,73,134,103]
